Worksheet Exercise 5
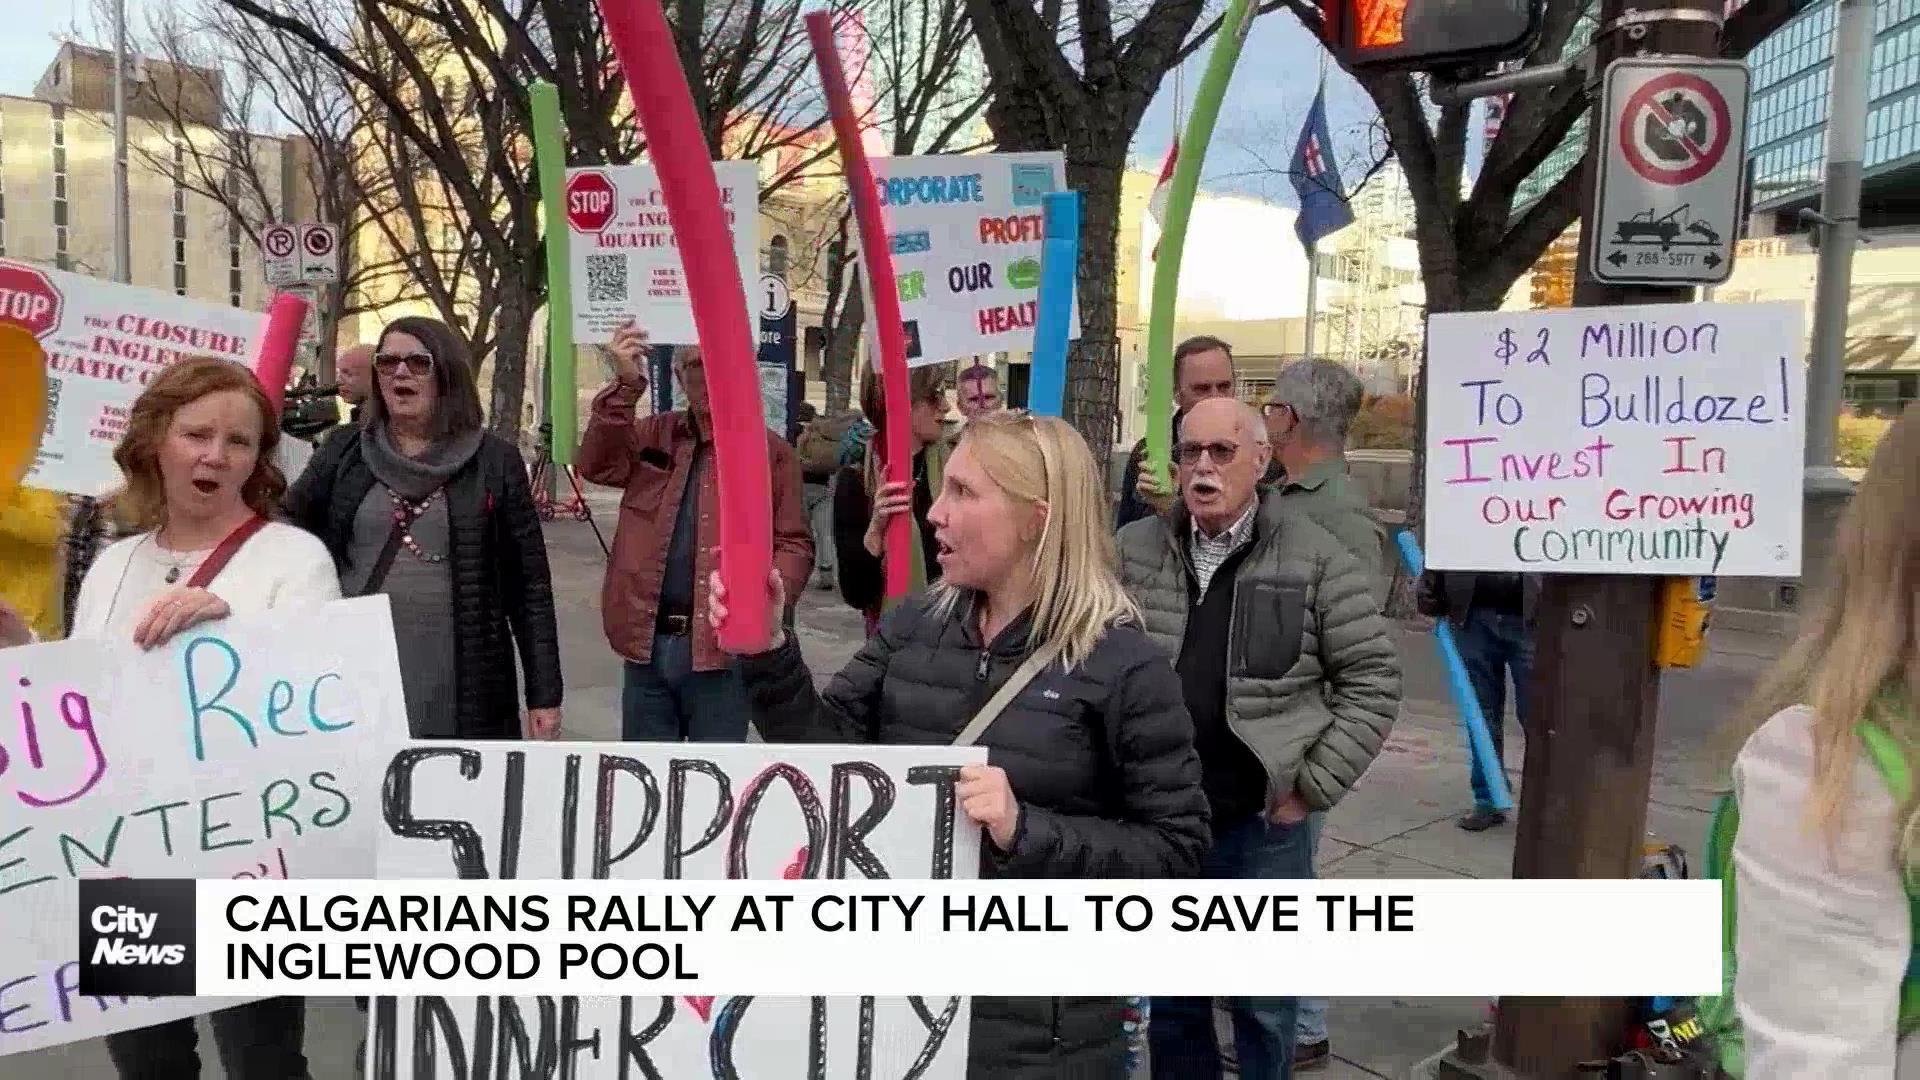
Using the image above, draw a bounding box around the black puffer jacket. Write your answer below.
[285,425,563,739]
[741,591,1209,1079]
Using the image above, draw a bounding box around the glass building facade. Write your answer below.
[1512,11,1598,206]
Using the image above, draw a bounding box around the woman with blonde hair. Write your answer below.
[710,410,1209,1078]
[1712,408,1920,1074]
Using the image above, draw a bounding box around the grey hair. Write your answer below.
[1271,358,1365,447]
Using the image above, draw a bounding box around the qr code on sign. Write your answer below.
[586,255,628,304]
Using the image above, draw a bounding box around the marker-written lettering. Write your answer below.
[183,636,352,762]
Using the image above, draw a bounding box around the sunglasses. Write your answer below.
[373,352,434,376]
[1177,440,1242,466]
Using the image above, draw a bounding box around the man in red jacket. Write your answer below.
[578,320,813,741]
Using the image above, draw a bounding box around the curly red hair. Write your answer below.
[110,357,285,530]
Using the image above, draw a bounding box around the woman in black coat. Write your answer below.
[711,411,1210,1079]
[286,316,562,740]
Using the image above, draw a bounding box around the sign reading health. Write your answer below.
[0,258,270,498]
[367,740,985,1078]
[867,152,1079,366]
[566,161,760,346]
[0,597,408,1057]
[1423,301,1806,576]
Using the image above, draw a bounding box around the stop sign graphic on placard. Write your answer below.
[566,172,618,233]
[0,263,63,340]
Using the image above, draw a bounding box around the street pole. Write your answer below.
[111,0,131,284]
[1803,0,1873,484]
[1489,0,1723,1071]
[1303,240,1319,358]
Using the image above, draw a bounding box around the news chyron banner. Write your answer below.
[0,257,297,499]
[1,597,409,1058]
[865,151,1081,367]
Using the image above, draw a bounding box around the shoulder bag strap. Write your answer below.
[359,511,413,597]
[184,515,270,590]
[951,639,1067,748]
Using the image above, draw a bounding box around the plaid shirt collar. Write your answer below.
[1187,498,1259,595]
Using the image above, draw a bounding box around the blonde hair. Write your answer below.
[1731,408,1920,861]
[928,411,1140,670]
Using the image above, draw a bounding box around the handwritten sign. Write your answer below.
[865,152,1080,367]
[0,598,408,1057]
[369,741,985,1079]
[0,259,294,498]
[565,162,760,347]
[1423,301,1806,575]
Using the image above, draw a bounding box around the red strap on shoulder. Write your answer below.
[185,515,269,590]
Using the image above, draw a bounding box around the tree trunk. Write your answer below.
[488,284,533,440]
[1062,144,1126,476]
[824,282,865,415]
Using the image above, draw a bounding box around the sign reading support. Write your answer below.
[1422,301,1806,577]
[1592,58,1750,286]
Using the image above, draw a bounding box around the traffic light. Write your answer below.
[1325,0,1543,73]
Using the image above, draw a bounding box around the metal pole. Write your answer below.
[1803,0,1873,483]
[112,0,131,284]
[1303,240,1318,358]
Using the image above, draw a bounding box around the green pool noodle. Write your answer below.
[531,80,577,465]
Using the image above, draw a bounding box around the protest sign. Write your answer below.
[867,152,1079,366]
[370,741,986,1079]
[0,258,272,498]
[1423,301,1806,575]
[0,597,408,1057]
[566,162,760,347]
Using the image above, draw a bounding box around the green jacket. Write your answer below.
[1274,459,1385,604]
[1116,488,1403,812]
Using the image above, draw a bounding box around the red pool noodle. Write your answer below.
[597,0,773,653]
[805,12,913,602]
[250,292,308,416]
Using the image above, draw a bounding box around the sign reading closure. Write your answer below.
[865,152,1079,367]
[1423,302,1806,576]
[368,741,986,1079]
[565,162,760,347]
[0,598,408,1058]
[0,259,268,497]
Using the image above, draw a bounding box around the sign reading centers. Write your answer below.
[1616,72,1733,186]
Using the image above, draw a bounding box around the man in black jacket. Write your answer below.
[1116,335,1237,528]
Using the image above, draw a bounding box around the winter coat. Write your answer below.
[284,424,563,739]
[740,592,1210,1078]
[1116,487,1402,812]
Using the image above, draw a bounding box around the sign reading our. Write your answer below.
[367,741,985,1079]
[0,258,280,497]
[565,162,759,346]
[1422,301,1806,576]
[0,598,408,1058]
[866,152,1079,367]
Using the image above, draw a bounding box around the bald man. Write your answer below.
[1116,397,1401,1080]
[336,343,374,422]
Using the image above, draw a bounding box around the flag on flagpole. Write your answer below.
[1289,84,1353,251]
[1148,136,1180,261]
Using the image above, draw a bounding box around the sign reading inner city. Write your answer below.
[1422,302,1806,576]
[1592,58,1751,286]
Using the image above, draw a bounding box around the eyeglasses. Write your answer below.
[1177,441,1242,465]
[1262,401,1293,417]
[373,352,434,376]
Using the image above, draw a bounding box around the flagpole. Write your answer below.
[1303,240,1318,359]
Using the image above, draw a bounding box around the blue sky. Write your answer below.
[3,1,1404,209]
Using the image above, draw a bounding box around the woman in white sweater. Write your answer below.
[1727,407,1920,1075]
[61,355,339,1079]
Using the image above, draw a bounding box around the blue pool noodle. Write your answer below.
[1393,529,1515,811]
[1028,189,1079,417]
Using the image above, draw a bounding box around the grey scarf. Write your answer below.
[362,422,484,501]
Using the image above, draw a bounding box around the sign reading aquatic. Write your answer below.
[0,258,283,498]
[565,161,760,347]
[0,598,408,1057]
[1423,301,1805,576]
[865,152,1079,367]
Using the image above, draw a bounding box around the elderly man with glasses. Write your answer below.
[1117,397,1401,1080]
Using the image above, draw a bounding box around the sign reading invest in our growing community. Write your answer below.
[1423,301,1806,576]
[0,598,407,1057]
[866,151,1079,366]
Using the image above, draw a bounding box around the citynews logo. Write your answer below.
[78,878,198,997]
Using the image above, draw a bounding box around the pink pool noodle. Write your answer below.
[806,11,913,602]
[596,0,774,653]
[251,292,308,416]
